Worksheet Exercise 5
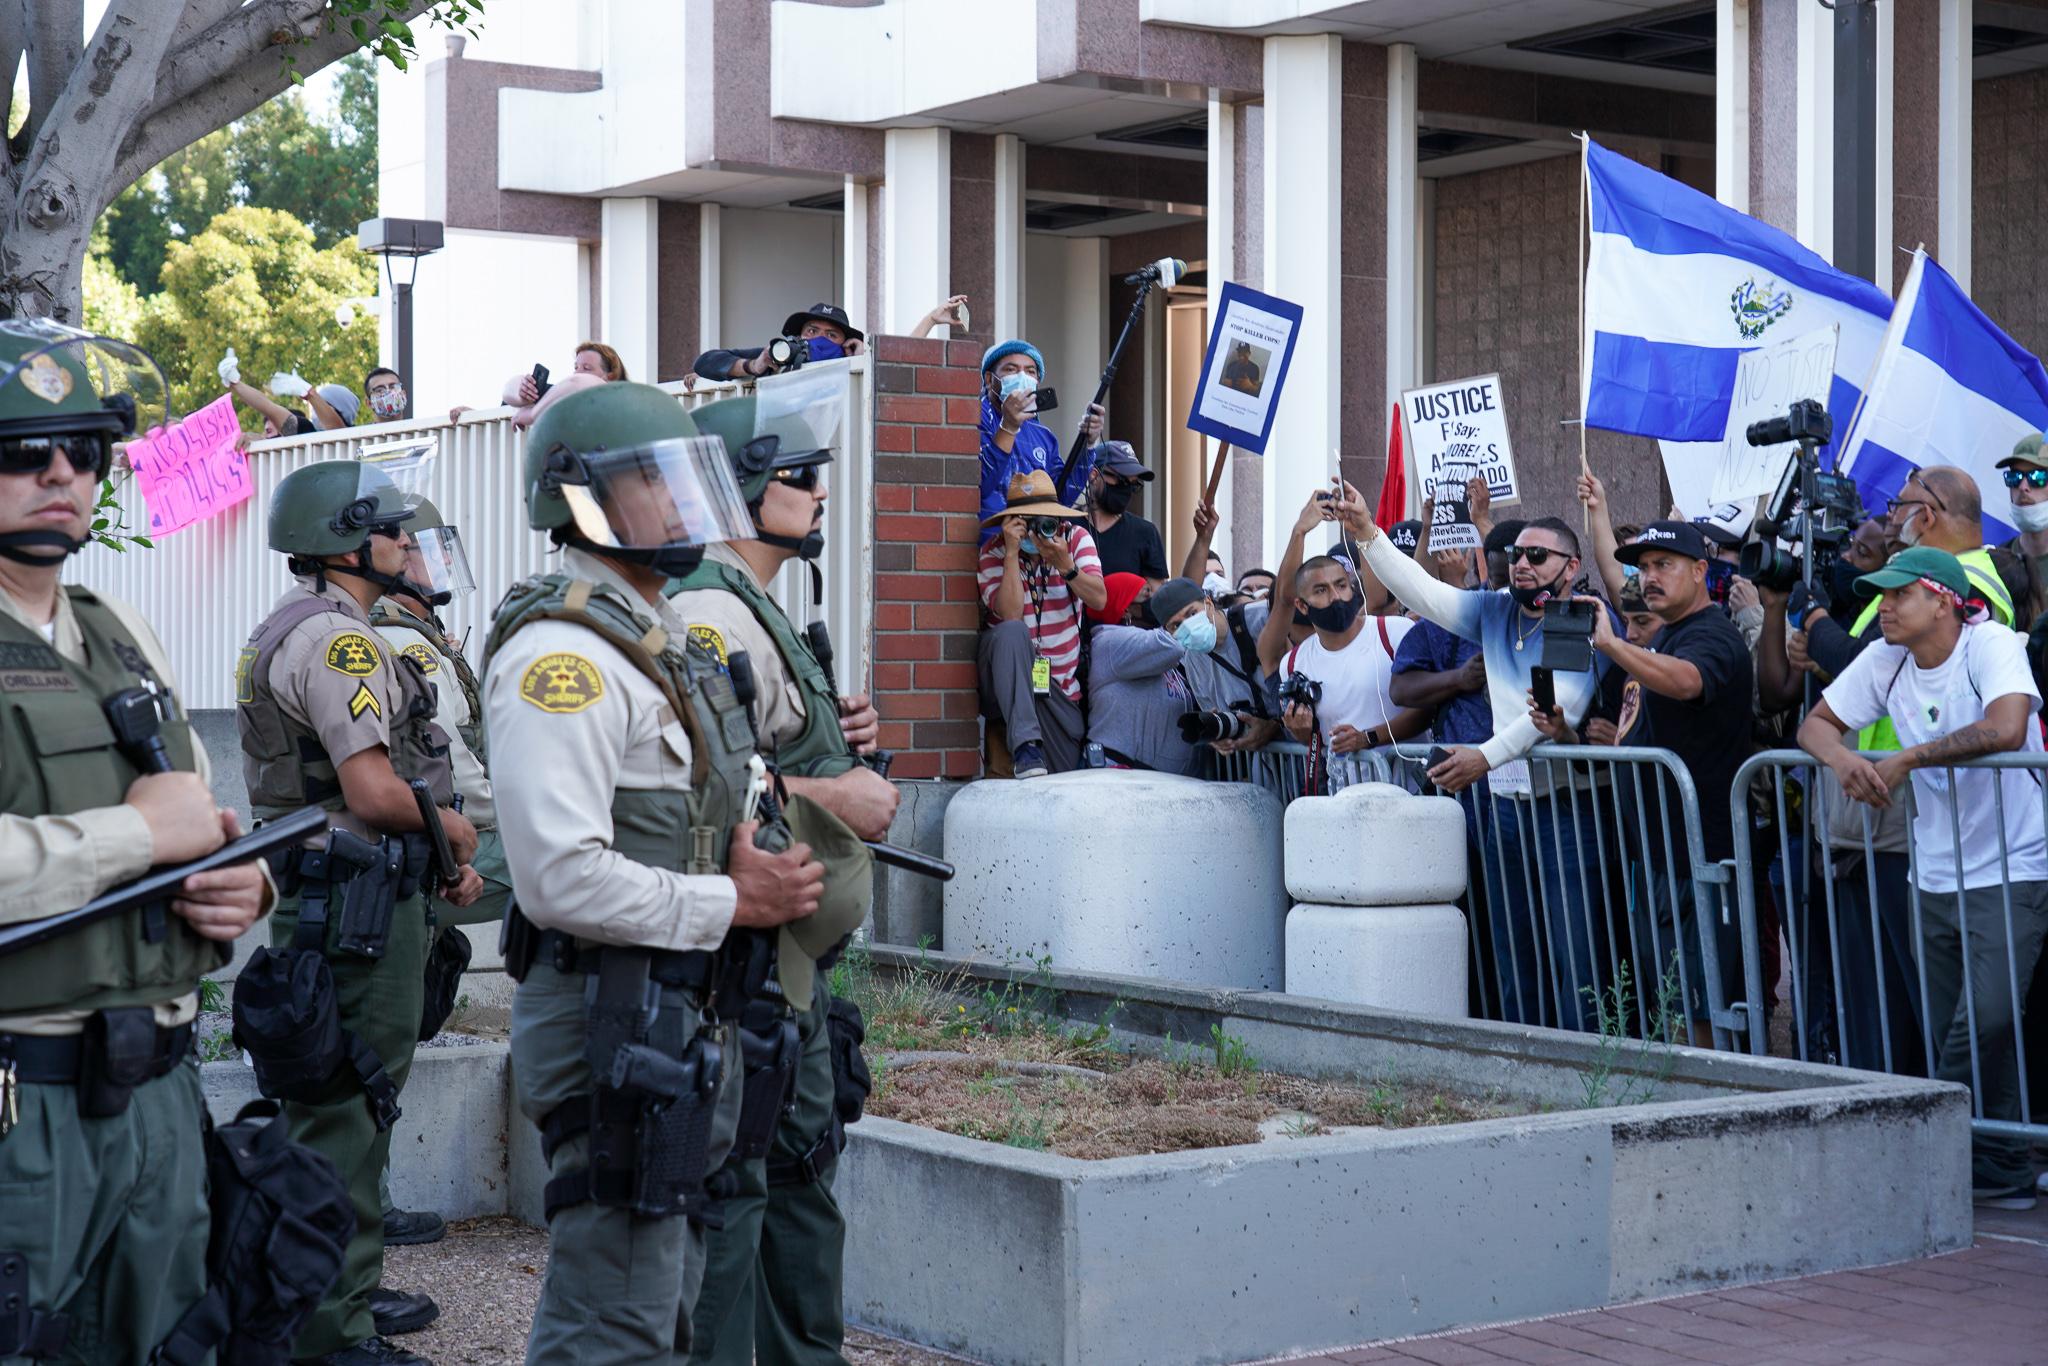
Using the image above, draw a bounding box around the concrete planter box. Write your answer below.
[838,947,1972,1366]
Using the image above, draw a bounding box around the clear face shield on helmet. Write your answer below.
[0,320,170,484]
[402,524,476,604]
[553,435,755,566]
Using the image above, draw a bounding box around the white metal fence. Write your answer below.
[69,360,875,711]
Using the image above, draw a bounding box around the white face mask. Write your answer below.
[1898,506,1924,546]
[2013,500,2048,534]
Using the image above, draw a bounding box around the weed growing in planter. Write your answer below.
[1579,961,1684,1109]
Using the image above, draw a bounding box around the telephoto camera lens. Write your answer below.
[1177,709,1250,745]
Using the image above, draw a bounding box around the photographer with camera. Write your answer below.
[691,303,866,383]
[1274,544,1428,789]
[979,339,1106,535]
[977,471,1107,777]
[1080,576,1275,773]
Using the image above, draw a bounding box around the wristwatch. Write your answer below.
[1062,567,1079,582]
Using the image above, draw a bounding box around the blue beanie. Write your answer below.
[981,339,1046,376]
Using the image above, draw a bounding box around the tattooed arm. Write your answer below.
[1872,694,2035,793]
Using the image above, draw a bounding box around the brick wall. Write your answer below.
[868,334,990,780]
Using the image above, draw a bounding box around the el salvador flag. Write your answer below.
[1583,139,1893,458]
[1838,250,2048,543]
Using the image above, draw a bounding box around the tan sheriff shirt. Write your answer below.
[483,548,738,952]
[256,577,415,841]
[0,582,250,1034]
[668,543,811,752]
[372,605,494,829]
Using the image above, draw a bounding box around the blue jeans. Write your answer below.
[1475,790,1608,1033]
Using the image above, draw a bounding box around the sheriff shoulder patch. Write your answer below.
[325,633,382,677]
[401,642,440,674]
[687,624,728,666]
[347,682,382,720]
[520,652,605,714]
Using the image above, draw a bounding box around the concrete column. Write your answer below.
[1716,0,1751,211]
[1795,0,1835,256]
[1873,0,1895,291]
[843,175,871,337]
[600,196,659,381]
[1938,0,1972,290]
[1261,33,1344,559]
[1385,43,1419,436]
[993,134,1026,344]
[1748,0,1802,234]
[885,127,952,334]
[1205,91,1238,561]
[698,203,721,358]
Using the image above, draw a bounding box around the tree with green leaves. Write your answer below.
[134,205,380,426]
[1,1,483,320]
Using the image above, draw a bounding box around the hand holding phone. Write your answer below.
[531,363,552,401]
[1529,666,1556,716]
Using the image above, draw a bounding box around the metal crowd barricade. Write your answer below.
[1207,740,1313,802]
[1730,749,2047,1147]
[1346,743,1755,1052]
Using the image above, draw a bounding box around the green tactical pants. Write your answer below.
[0,1064,209,1365]
[688,981,848,1366]
[512,961,742,1365]
[437,826,513,929]
[271,892,428,1358]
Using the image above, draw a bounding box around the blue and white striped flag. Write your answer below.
[1582,139,1893,456]
[1838,249,2048,542]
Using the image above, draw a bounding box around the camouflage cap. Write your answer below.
[1998,432,2048,471]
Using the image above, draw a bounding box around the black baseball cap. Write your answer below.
[780,303,864,344]
[1096,441,1153,481]
[1389,520,1423,553]
[1615,519,1711,565]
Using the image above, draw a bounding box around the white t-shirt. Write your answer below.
[1281,615,1414,743]
[1821,623,2047,894]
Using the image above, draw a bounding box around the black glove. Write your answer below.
[1787,578,1822,625]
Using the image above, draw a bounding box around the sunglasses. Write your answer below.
[2005,468,2048,490]
[1506,545,1562,565]
[771,465,822,492]
[0,433,113,482]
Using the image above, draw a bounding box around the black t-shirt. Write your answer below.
[1628,606,1754,861]
[1091,513,1168,581]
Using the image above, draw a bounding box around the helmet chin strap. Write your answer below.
[755,522,826,605]
[0,529,87,564]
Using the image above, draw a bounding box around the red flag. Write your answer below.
[1375,403,1407,526]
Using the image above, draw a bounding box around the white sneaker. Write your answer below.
[1974,1184,2039,1211]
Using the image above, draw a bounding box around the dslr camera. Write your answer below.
[1178,709,1253,745]
[1277,673,1323,711]
[763,335,811,373]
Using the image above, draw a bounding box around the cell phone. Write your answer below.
[1427,745,1453,771]
[1530,665,1557,716]
[530,363,552,400]
[1034,386,1058,413]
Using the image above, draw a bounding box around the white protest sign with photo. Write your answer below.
[1705,324,1838,505]
[1401,373,1520,506]
[1186,283,1304,454]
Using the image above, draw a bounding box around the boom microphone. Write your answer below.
[1123,257,1186,287]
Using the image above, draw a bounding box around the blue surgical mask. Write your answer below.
[805,336,845,362]
[1175,613,1218,654]
[999,372,1037,403]
[1020,537,1039,557]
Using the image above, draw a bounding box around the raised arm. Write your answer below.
[1577,472,1628,602]
[1257,490,1330,672]
[1181,498,1219,581]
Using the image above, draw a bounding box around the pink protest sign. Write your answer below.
[126,391,253,537]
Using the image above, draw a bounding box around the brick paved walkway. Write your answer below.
[1267,1202,2048,1365]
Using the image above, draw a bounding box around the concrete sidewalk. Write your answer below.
[1270,1202,2048,1366]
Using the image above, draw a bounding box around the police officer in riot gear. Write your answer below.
[237,458,482,1363]
[0,320,273,1362]
[670,395,892,1366]
[367,496,509,1249]
[482,381,828,1363]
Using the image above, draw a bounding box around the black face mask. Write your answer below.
[1291,604,1311,628]
[1097,482,1135,516]
[1508,562,1570,611]
[1828,555,1864,606]
[1304,593,1362,634]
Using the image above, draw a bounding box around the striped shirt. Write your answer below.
[977,525,1102,702]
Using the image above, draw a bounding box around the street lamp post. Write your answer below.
[356,217,445,419]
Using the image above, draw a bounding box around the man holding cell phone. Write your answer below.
[1334,485,1617,1032]
[979,339,1105,539]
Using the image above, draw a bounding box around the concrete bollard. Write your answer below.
[1283,782,1469,1016]
[941,771,1287,989]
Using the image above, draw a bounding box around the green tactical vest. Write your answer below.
[0,589,228,1014]
[371,599,485,759]
[666,559,855,779]
[1846,546,2013,753]
[485,574,759,875]
[237,589,454,822]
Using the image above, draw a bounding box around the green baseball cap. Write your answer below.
[1853,546,1970,599]
[1999,432,2048,471]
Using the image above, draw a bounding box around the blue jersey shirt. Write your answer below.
[979,396,1097,540]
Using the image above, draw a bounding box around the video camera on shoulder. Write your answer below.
[1541,599,1598,673]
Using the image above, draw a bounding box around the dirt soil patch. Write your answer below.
[836,948,1533,1160]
